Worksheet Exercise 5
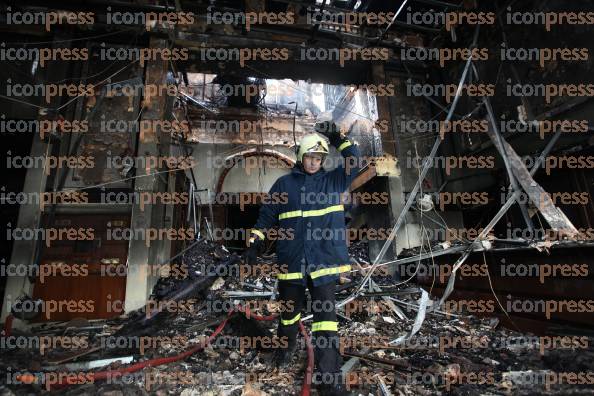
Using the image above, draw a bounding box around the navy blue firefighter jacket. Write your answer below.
[250,138,362,287]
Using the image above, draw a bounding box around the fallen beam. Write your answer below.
[501,138,580,238]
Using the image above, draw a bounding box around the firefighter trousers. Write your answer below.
[277,277,342,385]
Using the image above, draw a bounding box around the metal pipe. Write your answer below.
[477,70,535,233]
[379,0,410,41]
[186,182,193,222]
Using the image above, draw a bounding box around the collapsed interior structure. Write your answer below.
[1,0,594,394]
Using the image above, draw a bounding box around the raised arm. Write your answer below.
[317,121,362,191]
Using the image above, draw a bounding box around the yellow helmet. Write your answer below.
[296,133,329,163]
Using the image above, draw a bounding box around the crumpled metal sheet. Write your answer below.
[389,288,429,346]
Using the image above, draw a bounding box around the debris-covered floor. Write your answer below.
[1,240,593,396]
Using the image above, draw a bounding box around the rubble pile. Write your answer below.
[1,240,593,396]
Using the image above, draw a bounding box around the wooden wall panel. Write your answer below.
[32,214,130,321]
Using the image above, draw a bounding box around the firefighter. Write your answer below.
[243,122,361,395]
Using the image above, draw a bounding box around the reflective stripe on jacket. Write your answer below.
[251,138,361,286]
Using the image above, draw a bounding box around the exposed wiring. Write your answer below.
[55,59,141,111]
[482,251,521,332]
[56,167,189,193]
[431,207,472,244]
[0,59,140,111]
[425,227,437,295]
[3,28,140,46]
[386,224,427,288]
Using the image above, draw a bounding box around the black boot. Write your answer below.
[273,341,298,368]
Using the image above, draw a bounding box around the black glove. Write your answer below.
[243,238,263,265]
[315,121,342,147]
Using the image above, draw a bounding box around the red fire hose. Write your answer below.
[87,310,235,384]
[298,321,314,396]
[22,307,314,394]
[3,314,14,337]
